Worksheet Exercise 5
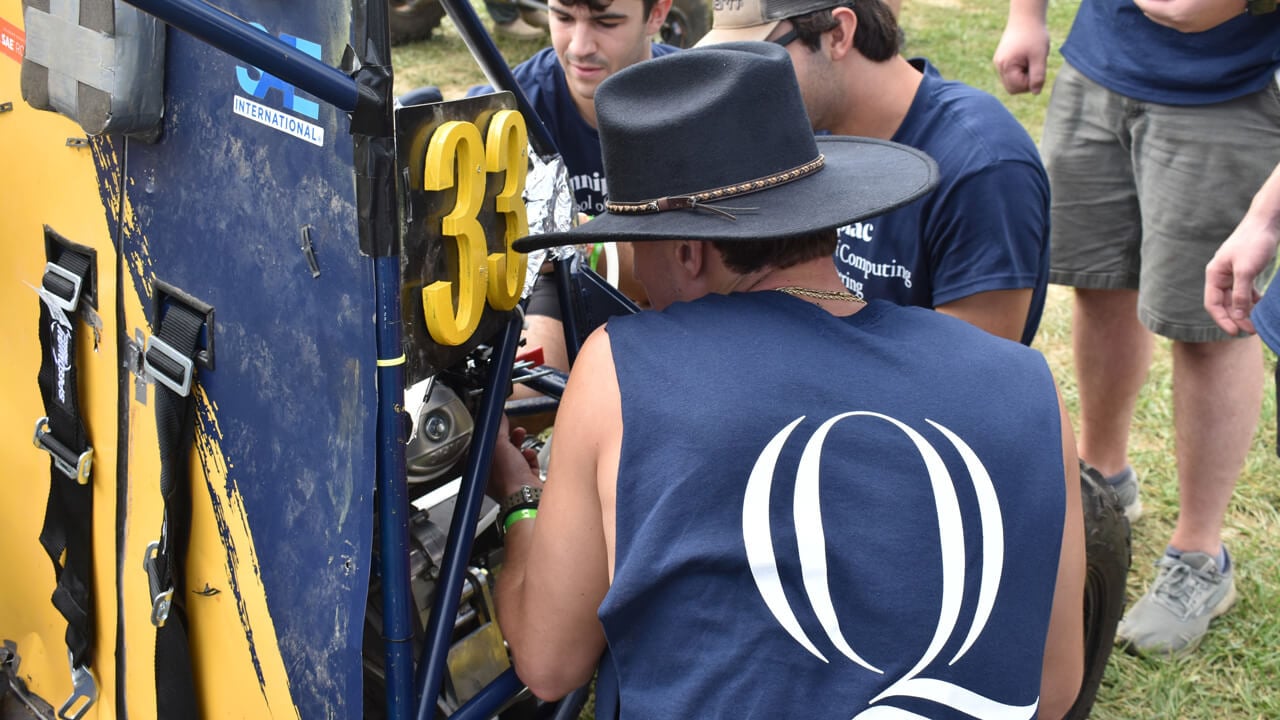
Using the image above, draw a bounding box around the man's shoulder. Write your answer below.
[916,60,1034,146]
[510,47,565,91]
[907,59,1039,167]
[878,300,1028,340]
[651,43,681,58]
[465,47,564,99]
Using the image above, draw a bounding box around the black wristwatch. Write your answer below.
[500,485,542,517]
[498,485,542,537]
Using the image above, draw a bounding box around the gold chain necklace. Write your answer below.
[775,286,866,304]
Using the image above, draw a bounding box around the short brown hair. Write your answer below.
[555,0,662,18]
[789,0,900,61]
[711,229,838,274]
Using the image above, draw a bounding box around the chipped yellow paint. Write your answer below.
[114,161,300,720]
[187,388,302,719]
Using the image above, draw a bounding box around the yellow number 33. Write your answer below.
[422,110,530,346]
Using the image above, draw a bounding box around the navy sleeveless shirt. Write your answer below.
[596,293,1066,719]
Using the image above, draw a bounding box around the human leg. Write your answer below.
[1072,288,1153,478]
[486,0,546,38]
[1115,81,1280,656]
[486,0,521,24]
[1040,63,1147,476]
[1169,335,1263,556]
[1132,83,1280,543]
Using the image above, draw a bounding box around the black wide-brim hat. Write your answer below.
[513,41,938,252]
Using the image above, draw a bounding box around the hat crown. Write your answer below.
[710,0,840,28]
[594,42,820,205]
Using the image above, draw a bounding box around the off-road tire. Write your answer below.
[660,0,710,48]
[389,0,447,46]
[1064,459,1131,720]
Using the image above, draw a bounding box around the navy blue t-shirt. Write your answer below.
[469,44,679,215]
[597,293,1066,719]
[1254,286,1280,354]
[1061,0,1280,105]
[833,59,1050,346]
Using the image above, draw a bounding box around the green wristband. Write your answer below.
[503,507,538,533]
[588,242,604,271]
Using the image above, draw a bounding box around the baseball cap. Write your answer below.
[695,0,844,46]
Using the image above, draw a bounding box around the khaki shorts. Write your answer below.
[1041,62,1280,342]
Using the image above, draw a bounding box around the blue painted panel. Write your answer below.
[119,5,376,717]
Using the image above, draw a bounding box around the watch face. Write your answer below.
[501,485,542,517]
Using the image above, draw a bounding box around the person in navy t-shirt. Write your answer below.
[698,0,1050,346]
[469,0,678,410]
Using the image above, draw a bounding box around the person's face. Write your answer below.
[549,0,666,118]
[766,20,839,132]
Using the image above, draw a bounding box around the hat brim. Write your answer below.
[513,137,938,252]
[694,20,781,47]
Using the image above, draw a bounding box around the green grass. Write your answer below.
[392,5,1280,717]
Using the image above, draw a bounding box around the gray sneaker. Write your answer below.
[1105,465,1142,522]
[1116,551,1237,656]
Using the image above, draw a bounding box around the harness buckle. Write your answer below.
[33,417,94,485]
[43,262,83,314]
[143,541,174,627]
[57,651,97,720]
[143,334,195,397]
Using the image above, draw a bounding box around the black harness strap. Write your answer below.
[141,301,204,719]
[34,247,99,720]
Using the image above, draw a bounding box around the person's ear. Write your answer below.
[676,240,706,279]
[826,6,858,60]
[645,0,674,36]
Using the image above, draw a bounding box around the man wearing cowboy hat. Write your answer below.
[699,0,1050,347]
[485,42,1084,719]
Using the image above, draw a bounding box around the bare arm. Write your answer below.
[489,328,621,700]
[936,288,1033,343]
[1205,162,1280,335]
[1038,390,1085,720]
[1132,0,1246,32]
[993,0,1051,94]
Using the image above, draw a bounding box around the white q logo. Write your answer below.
[743,413,1037,720]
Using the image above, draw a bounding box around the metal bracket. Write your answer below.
[2,641,57,720]
[143,334,195,397]
[56,651,97,720]
[64,137,88,148]
[33,417,94,485]
[142,541,174,627]
[126,330,149,404]
[43,262,83,314]
[0,101,12,113]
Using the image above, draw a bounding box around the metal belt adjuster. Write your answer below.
[143,334,195,397]
[58,650,97,720]
[33,417,94,485]
[42,262,84,314]
[142,541,174,627]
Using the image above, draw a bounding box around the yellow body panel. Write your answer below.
[0,6,120,716]
[2,5,300,716]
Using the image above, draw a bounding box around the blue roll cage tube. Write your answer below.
[114,1,567,718]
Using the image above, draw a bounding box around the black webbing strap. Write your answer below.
[34,248,99,720]
[141,302,203,719]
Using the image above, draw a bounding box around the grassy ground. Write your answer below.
[392,4,1280,717]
